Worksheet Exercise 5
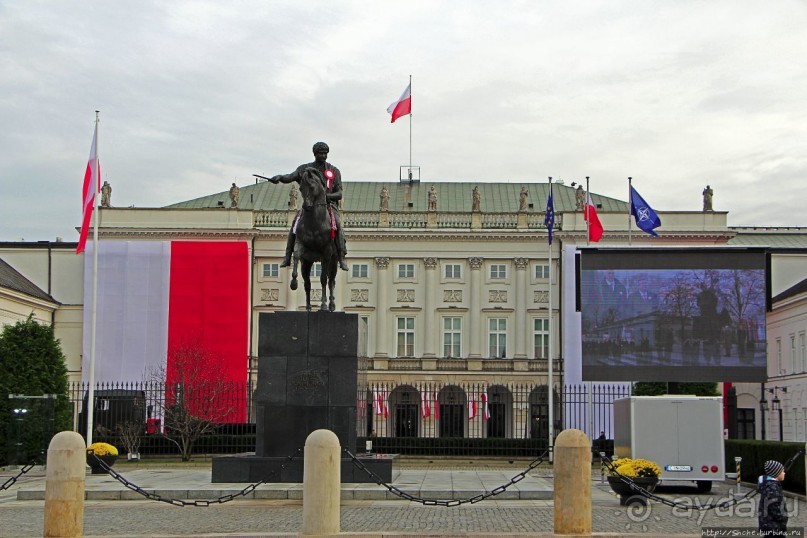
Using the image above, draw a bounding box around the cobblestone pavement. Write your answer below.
[1,463,805,537]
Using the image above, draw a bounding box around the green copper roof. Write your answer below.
[167,181,628,213]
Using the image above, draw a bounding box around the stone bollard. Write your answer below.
[554,428,592,535]
[43,431,86,538]
[302,429,340,536]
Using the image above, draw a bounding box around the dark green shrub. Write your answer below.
[0,317,71,465]
[725,439,805,494]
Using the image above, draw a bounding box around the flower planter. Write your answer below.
[607,475,658,505]
[87,454,118,474]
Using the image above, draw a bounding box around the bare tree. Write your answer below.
[660,272,697,345]
[149,344,238,461]
[116,421,142,459]
[722,269,766,322]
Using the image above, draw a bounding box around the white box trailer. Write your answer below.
[613,396,724,492]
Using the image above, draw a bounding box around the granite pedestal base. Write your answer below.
[212,311,392,483]
[212,453,397,483]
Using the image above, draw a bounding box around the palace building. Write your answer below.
[2,180,806,441]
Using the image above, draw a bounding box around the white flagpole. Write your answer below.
[547,176,554,461]
[585,175,593,439]
[408,74,412,177]
[585,176,591,247]
[86,111,101,448]
[628,176,633,246]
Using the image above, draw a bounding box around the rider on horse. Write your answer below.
[268,142,348,271]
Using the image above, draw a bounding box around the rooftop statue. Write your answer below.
[702,185,714,212]
[379,186,390,211]
[101,181,112,208]
[229,183,240,208]
[428,185,438,211]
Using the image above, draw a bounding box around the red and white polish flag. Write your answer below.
[82,240,250,421]
[386,82,411,123]
[481,392,491,421]
[468,398,477,420]
[421,390,431,418]
[585,193,604,242]
[77,123,100,254]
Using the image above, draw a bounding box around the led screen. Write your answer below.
[579,248,768,382]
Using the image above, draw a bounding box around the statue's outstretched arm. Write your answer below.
[269,171,299,184]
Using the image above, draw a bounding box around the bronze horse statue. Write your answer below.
[290,167,339,311]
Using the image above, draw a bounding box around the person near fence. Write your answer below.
[757,459,788,535]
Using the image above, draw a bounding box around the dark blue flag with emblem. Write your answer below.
[544,181,555,244]
[629,185,661,237]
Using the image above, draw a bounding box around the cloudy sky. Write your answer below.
[1,1,806,242]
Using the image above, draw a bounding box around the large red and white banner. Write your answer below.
[82,240,250,420]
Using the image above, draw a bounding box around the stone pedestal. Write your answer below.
[212,311,394,483]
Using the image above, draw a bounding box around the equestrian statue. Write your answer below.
[261,142,348,311]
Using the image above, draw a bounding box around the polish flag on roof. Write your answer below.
[386,82,411,123]
[585,193,604,242]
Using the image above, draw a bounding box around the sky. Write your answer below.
[1,1,806,242]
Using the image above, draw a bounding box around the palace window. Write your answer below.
[262,263,279,278]
[444,264,461,279]
[398,263,415,279]
[791,334,796,374]
[488,318,507,358]
[776,338,782,374]
[352,263,369,279]
[490,264,507,279]
[396,317,415,357]
[442,317,462,358]
[533,318,549,359]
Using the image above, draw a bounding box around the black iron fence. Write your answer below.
[61,381,630,458]
[360,382,629,456]
[66,381,256,458]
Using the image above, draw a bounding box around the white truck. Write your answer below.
[613,396,725,492]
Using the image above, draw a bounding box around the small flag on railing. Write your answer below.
[468,398,477,420]
[481,392,491,420]
[421,390,431,418]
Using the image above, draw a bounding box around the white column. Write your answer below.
[469,257,483,358]
[423,257,438,357]
[514,257,528,359]
[374,257,390,357]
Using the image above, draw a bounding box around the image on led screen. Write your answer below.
[580,251,767,382]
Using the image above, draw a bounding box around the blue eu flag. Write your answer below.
[544,186,555,245]
[630,185,661,237]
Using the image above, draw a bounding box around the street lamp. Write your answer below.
[760,394,768,440]
[766,387,788,442]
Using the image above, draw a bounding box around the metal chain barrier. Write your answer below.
[600,450,804,512]
[343,447,550,507]
[0,463,36,491]
[87,449,302,507]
